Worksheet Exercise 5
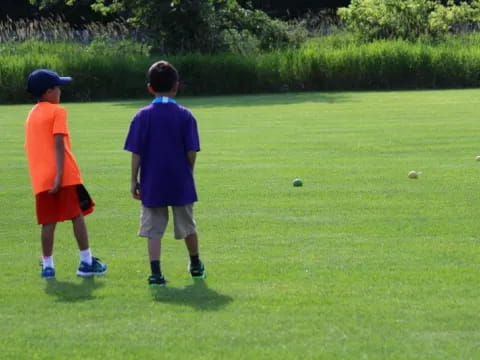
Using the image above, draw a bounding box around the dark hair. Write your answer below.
[148,61,179,93]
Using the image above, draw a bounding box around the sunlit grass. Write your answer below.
[1,90,479,358]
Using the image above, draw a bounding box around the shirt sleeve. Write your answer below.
[124,114,143,155]
[184,112,200,152]
[52,106,68,135]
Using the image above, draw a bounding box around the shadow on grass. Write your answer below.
[112,91,352,110]
[44,277,105,302]
[151,279,233,311]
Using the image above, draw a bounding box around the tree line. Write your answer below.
[0,0,351,22]
[0,1,348,54]
[2,0,480,54]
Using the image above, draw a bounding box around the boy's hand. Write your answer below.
[131,181,141,200]
[48,176,62,194]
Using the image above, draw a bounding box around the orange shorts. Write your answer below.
[35,185,95,225]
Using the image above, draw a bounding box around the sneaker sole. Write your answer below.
[187,263,206,279]
[41,269,56,279]
[191,272,206,279]
[76,270,107,277]
[190,267,206,279]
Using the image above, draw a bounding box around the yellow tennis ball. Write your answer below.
[408,171,418,179]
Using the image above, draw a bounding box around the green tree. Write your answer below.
[429,0,480,35]
[338,0,480,41]
[338,0,437,40]
[29,0,304,53]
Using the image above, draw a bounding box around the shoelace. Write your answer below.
[91,257,105,266]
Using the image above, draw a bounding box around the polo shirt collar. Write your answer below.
[152,96,176,104]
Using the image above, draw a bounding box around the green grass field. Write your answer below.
[1,90,479,359]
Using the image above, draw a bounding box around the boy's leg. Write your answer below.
[41,223,56,278]
[148,237,167,287]
[147,237,166,286]
[41,223,56,257]
[72,215,89,251]
[173,205,205,279]
[184,232,199,256]
[184,232,205,278]
[73,215,106,276]
[140,207,168,286]
[72,215,92,265]
[148,237,162,274]
[172,205,199,256]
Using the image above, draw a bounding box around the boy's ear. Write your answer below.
[43,88,54,96]
[147,83,156,95]
[39,87,54,100]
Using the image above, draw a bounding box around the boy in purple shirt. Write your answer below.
[124,60,205,286]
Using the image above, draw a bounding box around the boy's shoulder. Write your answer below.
[135,103,194,119]
[174,104,195,119]
[31,101,65,110]
[29,102,66,119]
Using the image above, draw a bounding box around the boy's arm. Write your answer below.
[49,134,65,194]
[131,153,141,200]
[187,151,197,170]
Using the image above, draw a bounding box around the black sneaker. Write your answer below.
[148,274,167,287]
[188,261,206,279]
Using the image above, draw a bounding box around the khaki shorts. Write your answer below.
[138,204,196,239]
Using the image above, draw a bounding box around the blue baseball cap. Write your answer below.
[26,69,72,97]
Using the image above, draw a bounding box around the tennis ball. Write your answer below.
[476,156,480,161]
[408,171,418,179]
[292,178,303,187]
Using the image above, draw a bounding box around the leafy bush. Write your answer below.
[28,0,308,54]
[220,6,308,52]
[338,0,480,41]
[148,0,308,54]
[428,0,480,35]
[293,9,343,37]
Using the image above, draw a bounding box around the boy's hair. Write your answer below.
[148,61,179,93]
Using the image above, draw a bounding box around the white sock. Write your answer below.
[80,248,93,265]
[43,256,54,269]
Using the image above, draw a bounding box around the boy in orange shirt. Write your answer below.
[25,69,106,278]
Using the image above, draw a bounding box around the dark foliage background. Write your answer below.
[1,0,351,22]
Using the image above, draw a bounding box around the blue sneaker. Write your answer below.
[76,257,107,277]
[41,267,55,279]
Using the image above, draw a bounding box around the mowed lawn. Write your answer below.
[1,90,479,359]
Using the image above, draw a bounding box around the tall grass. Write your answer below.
[4,23,480,103]
[0,40,151,103]
[0,17,152,103]
[0,16,136,43]
[293,33,480,90]
[176,33,480,94]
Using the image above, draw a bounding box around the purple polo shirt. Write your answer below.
[124,97,200,207]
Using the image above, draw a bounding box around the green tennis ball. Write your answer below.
[292,178,303,187]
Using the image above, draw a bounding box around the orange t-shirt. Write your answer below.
[25,102,82,195]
